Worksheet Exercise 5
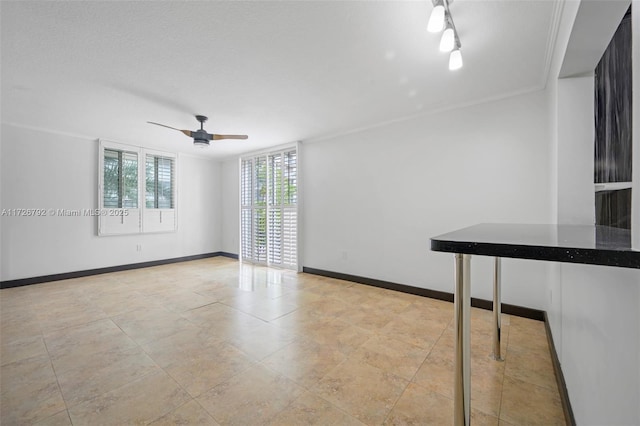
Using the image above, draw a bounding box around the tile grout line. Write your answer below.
[40,334,73,425]
[496,320,509,423]
[381,309,452,424]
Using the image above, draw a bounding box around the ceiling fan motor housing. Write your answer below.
[193,129,209,140]
[194,116,210,146]
[192,129,210,147]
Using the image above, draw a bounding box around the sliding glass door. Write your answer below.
[241,148,298,269]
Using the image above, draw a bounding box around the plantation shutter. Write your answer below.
[268,153,283,265]
[146,155,175,209]
[282,150,297,267]
[103,149,138,209]
[99,142,141,235]
[240,147,297,269]
[142,151,177,233]
[241,159,253,260]
[99,140,178,236]
[253,156,268,263]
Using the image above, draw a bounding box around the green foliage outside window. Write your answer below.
[146,155,174,209]
[103,149,138,208]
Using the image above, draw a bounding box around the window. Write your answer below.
[146,154,175,209]
[241,146,298,269]
[98,140,177,235]
[142,150,177,233]
[103,149,138,208]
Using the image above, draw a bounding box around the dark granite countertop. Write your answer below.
[431,224,640,269]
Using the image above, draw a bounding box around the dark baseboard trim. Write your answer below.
[302,267,454,302]
[0,252,230,289]
[302,267,545,321]
[544,312,576,426]
[218,252,239,260]
[469,298,545,322]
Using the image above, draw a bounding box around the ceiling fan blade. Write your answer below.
[147,121,192,137]
[210,134,249,140]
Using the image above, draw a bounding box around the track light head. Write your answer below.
[439,23,455,52]
[427,1,445,33]
[449,47,463,70]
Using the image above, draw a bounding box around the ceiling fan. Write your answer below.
[148,115,248,148]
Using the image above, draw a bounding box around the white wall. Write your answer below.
[221,90,553,309]
[546,1,640,423]
[554,75,639,425]
[557,76,595,226]
[0,124,222,281]
[221,158,239,255]
[545,0,582,360]
[561,265,639,424]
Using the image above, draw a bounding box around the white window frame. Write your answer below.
[98,139,178,236]
[240,143,301,271]
[143,148,178,234]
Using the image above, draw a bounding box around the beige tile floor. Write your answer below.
[0,257,566,425]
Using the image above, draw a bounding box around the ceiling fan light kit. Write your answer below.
[428,0,463,71]
[148,114,248,148]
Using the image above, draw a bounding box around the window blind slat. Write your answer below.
[253,208,267,263]
[283,208,297,266]
[241,159,253,206]
[241,208,253,259]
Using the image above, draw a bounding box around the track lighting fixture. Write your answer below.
[439,19,455,52]
[427,0,445,33]
[449,46,463,70]
[428,0,463,70]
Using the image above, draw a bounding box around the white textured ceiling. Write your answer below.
[1,0,559,158]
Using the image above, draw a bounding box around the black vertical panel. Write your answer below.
[594,7,632,184]
[595,189,632,230]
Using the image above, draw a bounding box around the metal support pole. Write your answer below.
[493,257,504,361]
[454,254,471,426]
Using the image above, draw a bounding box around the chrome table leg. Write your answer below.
[493,257,504,361]
[454,253,471,426]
